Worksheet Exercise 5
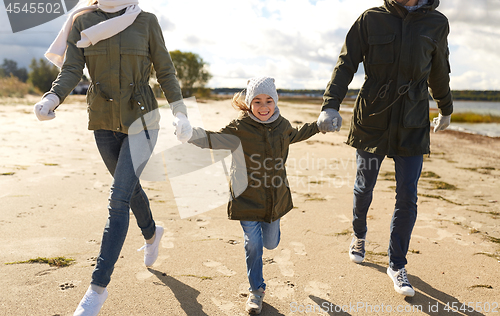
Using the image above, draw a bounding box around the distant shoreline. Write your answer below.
[210,89,500,102]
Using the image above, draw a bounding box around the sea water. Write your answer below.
[431,101,500,137]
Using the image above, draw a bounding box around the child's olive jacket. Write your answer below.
[48,9,186,134]
[189,111,319,223]
[322,0,453,156]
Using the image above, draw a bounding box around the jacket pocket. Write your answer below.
[403,90,430,128]
[120,48,149,56]
[83,48,107,56]
[127,84,160,133]
[367,34,395,65]
[355,88,390,130]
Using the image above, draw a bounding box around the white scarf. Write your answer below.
[45,0,141,68]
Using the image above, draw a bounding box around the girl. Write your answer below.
[188,76,323,314]
[33,1,192,315]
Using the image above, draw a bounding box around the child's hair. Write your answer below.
[232,90,250,112]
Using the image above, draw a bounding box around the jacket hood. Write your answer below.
[384,0,439,16]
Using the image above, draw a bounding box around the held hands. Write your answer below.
[317,108,342,133]
[433,113,451,133]
[173,112,193,143]
[33,94,60,121]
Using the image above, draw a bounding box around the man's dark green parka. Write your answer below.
[322,0,453,156]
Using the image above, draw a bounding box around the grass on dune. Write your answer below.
[430,112,500,123]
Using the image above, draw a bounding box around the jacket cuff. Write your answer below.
[42,92,61,107]
[169,99,188,117]
[321,98,341,112]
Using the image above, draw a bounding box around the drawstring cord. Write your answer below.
[369,79,413,117]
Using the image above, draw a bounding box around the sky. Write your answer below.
[0,0,499,90]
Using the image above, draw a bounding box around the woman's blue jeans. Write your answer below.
[240,219,281,292]
[352,149,423,270]
[91,129,158,287]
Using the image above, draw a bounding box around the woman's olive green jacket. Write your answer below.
[322,0,453,156]
[49,9,186,133]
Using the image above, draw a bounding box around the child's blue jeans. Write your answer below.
[352,149,423,270]
[240,219,281,292]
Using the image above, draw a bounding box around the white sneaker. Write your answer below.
[349,236,366,263]
[246,288,265,314]
[74,286,108,316]
[387,267,415,297]
[138,226,164,267]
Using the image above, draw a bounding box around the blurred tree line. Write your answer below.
[1,50,212,99]
[451,90,500,101]
[2,55,499,101]
[0,58,59,97]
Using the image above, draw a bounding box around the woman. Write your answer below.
[317,0,453,297]
[33,1,192,315]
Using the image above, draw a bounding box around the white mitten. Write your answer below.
[433,113,451,132]
[317,108,342,133]
[173,112,193,143]
[34,94,60,121]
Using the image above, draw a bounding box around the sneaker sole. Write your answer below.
[393,285,415,297]
[246,308,262,314]
[349,254,364,264]
[387,268,415,297]
[145,226,164,267]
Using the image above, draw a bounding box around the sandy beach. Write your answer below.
[1,95,499,316]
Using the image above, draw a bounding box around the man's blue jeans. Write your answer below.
[352,149,423,270]
[91,129,158,287]
[240,219,281,292]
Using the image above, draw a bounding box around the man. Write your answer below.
[317,0,452,297]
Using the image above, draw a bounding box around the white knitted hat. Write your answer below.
[245,76,279,106]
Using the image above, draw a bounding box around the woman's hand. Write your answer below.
[33,94,60,121]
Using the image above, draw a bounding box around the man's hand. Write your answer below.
[433,113,451,132]
[317,108,342,133]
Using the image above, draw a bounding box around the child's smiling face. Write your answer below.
[250,94,275,121]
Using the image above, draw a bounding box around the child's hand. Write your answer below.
[317,108,342,133]
[173,112,193,143]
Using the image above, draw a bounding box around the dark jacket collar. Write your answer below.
[383,0,438,18]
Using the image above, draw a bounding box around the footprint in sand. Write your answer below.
[59,282,76,291]
[135,254,169,281]
[211,297,238,316]
[195,216,211,228]
[290,242,307,255]
[203,260,236,276]
[135,269,154,281]
[273,249,294,277]
[305,280,331,298]
[266,278,295,300]
[337,214,351,223]
[86,256,97,266]
[162,231,175,249]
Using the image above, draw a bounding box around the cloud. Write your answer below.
[0,0,498,89]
